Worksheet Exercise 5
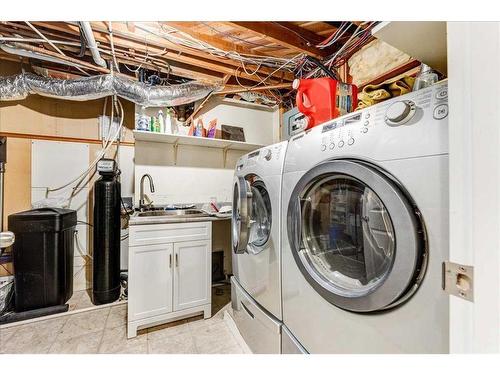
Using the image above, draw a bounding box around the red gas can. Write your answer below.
[293,78,358,129]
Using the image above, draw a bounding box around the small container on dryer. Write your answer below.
[293,77,358,130]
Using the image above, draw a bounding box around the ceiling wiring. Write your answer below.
[0,21,379,96]
[200,22,283,50]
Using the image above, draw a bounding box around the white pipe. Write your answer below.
[0,43,90,71]
[0,37,81,46]
[80,21,107,68]
[25,21,90,77]
[107,22,120,72]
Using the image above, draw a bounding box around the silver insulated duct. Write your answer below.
[0,72,221,107]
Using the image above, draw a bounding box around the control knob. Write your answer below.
[385,100,416,126]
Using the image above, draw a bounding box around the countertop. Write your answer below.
[129,213,231,226]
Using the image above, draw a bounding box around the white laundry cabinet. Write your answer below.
[127,221,212,338]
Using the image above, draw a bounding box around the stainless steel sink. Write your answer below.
[136,209,209,218]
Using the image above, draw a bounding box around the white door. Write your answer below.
[173,240,211,311]
[128,243,174,321]
[448,22,500,353]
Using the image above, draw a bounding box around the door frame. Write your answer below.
[448,22,500,353]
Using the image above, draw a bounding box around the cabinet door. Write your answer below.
[128,243,174,321]
[173,240,211,311]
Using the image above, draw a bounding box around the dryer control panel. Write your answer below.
[235,141,288,177]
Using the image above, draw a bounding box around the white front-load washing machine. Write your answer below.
[231,141,287,354]
[281,81,449,353]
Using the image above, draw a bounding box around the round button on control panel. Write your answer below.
[385,100,416,126]
[433,104,448,120]
[436,88,448,100]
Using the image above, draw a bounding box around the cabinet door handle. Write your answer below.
[175,253,179,267]
[169,254,172,268]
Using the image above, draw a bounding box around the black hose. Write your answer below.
[306,56,340,81]
[76,24,87,58]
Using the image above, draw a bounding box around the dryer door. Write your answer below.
[232,176,252,254]
[232,175,272,255]
[287,160,425,312]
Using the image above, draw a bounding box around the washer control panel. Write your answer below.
[319,111,368,152]
[312,80,448,153]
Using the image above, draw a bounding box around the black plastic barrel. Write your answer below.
[8,208,76,312]
[92,175,121,305]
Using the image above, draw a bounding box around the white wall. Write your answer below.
[448,22,500,353]
[195,97,280,145]
[134,142,242,204]
[134,99,279,205]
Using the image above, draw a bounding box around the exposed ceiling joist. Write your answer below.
[164,22,269,58]
[30,21,292,84]
[226,22,328,58]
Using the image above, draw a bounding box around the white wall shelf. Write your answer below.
[133,130,264,167]
[133,130,263,151]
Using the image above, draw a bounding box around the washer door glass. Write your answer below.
[288,160,424,312]
[300,175,395,297]
[247,180,272,254]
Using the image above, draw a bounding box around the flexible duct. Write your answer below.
[0,72,220,107]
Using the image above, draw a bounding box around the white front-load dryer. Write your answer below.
[281,81,449,353]
[231,141,287,353]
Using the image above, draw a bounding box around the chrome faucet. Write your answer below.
[139,174,155,211]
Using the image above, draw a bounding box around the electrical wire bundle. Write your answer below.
[136,23,305,72]
[304,22,378,79]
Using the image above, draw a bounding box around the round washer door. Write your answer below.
[287,160,424,312]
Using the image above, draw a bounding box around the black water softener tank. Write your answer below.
[92,158,121,305]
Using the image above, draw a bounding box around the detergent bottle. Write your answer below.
[293,77,358,129]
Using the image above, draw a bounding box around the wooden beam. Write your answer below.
[358,59,421,89]
[226,22,328,58]
[164,22,269,57]
[0,132,134,147]
[273,22,325,45]
[215,82,293,95]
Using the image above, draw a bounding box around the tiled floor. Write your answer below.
[0,290,249,354]
[67,288,126,312]
[212,283,231,315]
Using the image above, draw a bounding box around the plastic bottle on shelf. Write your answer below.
[136,106,150,131]
[164,109,173,134]
[151,116,160,133]
[158,110,165,133]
